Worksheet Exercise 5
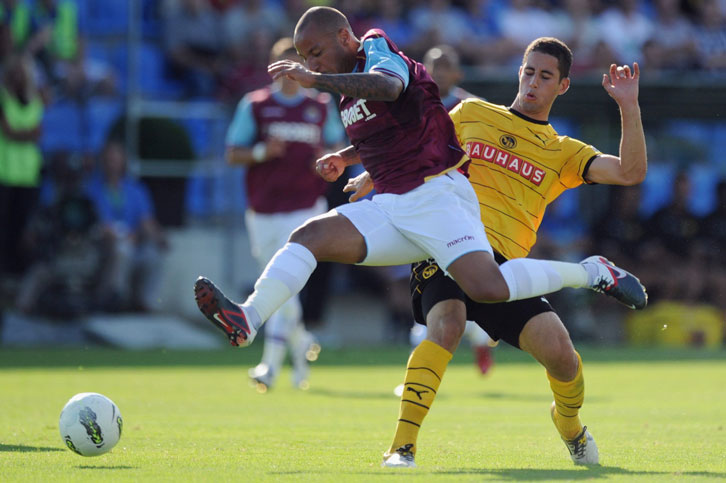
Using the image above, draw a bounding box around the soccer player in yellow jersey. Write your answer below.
[347,37,647,467]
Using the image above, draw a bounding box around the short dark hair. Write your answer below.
[423,45,460,70]
[523,37,573,79]
[270,37,297,63]
[295,6,351,38]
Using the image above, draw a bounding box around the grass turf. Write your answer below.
[1,345,725,481]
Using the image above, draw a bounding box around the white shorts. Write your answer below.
[246,197,328,268]
[335,170,492,269]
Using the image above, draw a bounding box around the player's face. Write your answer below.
[517,52,570,117]
[295,26,350,74]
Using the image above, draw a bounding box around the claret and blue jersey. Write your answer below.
[340,29,466,195]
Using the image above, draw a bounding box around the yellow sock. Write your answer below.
[387,339,452,455]
[548,350,585,440]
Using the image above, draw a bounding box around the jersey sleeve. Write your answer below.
[559,137,601,188]
[361,37,410,90]
[225,96,256,147]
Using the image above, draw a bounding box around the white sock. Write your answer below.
[499,259,588,301]
[243,242,317,326]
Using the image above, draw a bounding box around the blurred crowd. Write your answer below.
[0,0,724,345]
[158,0,726,100]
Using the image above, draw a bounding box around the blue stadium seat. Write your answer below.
[82,0,129,36]
[84,99,123,153]
[41,101,83,153]
[137,43,184,98]
[181,118,210,158]
[690,164,719,216]
[640,163,674,217]
[141,0,162,39]
[712,123,726,165]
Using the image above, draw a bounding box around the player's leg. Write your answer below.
[518,312,599,465]
[397,171,646,309]
[445,236,646,309]
[384,261,467,467]
[196,200,429,347]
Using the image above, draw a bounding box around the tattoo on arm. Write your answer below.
[339,145,361,165]
[313,73,402,101]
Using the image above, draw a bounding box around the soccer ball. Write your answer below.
[59,392,123,456]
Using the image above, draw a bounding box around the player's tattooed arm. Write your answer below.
[338,145,361,166]
[313,72,403,101]
[268,60,403,101]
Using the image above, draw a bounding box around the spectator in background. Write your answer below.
[0,54,44,278]
[692,0,726,72]
[642,0,697,72]
[367,0,414,52]
[219,27,274,101]
[495,0,562,67]
[646,172,706,303]
[558,0,609,74]
[597,0,653,64]
[218,0,287,100]
[0,0,32,58]
[17,151,105,317]
[591,184,648,275]
[86,141,167,312]
[221,0,286,49]
[162,0,225,97]
[457,0,503,67]
[55,40,117,100]
[701,179,726,310]
[408,0,470,59]
[26,0,80,87]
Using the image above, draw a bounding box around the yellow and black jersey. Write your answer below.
[450,99,600,260]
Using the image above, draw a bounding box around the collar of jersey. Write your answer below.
[270,85,306,106]
[508,107,550,126]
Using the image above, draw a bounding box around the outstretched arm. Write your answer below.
[585,63,647,186]
[268,60,403,101]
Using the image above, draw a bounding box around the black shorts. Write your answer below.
[410,254,555,349]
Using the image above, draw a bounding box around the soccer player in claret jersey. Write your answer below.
[193,7,645,441]
[345,37,647,467]
[225,37,344,391]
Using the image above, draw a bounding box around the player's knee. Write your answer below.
[425,302,466,352]
[547,347,579,381]
[465,282,509,304]
[426,316,465,351]
[289,219,326,256]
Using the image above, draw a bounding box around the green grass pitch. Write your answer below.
[1,345,725,481]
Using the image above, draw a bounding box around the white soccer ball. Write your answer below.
[59,392,123,456]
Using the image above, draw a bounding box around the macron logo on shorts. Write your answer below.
[446,235,475,248]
